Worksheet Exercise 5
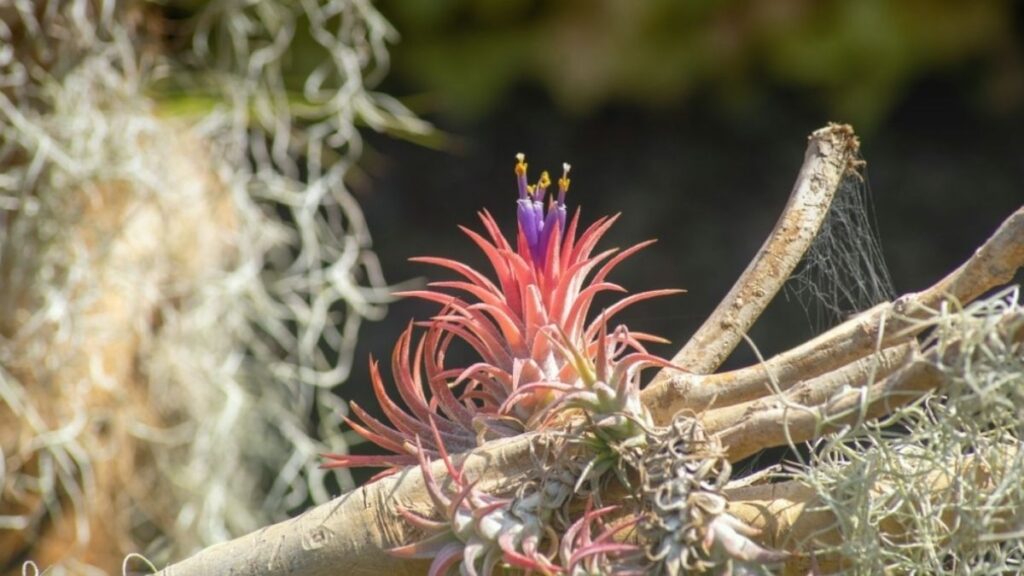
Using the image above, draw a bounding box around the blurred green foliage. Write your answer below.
[380,0,1021,128]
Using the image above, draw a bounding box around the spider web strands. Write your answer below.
[643,204,1024,423]
[0,0,427,569]
[784,163,895,331]
[650,124,863,380]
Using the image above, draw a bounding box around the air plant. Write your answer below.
[323,156,783,575]
[391,420,643,576]
[554,501,645,575]
[535,321,676,493]
[322,154,678,573]
[324,155,681,473]
[641,416,789,575]
[389,424,555,576]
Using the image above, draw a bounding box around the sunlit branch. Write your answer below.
[654,124,860,379]
[643,205,1024,424]
[714,308,1024,462]
[154,432,560,576]
[699,342,914,436]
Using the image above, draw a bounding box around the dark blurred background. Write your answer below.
[344,0,1023,482]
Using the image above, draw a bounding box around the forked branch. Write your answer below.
[713,303,1024,461]
[644,205,1024,424]
[153,126,1024,576]
[657,124,861,378]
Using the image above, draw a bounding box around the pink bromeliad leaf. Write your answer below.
[324,154,683,475]
[552,500,644,575]
[385,421,554,576]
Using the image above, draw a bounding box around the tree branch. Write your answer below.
[699,342,914,437]
[654,124,860,379]
[643,205,1024,424]
[715,351,944,462]
[154,433,557,576]
[724,480,828,575]
[713,306,1024,462]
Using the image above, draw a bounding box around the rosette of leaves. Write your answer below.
[325,155,680,473]
[392,423,641,575]
[640,416,788,575]
[323,156,686,573]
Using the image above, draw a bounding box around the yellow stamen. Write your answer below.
[538,171,551,189]
[515,152,527,176]
[559,163,571,192]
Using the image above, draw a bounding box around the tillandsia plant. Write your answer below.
[324,156,782,575]
[389,422,642,576]
[325,154,682,474]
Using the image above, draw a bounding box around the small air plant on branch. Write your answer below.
[324,155,779,574]
[391,421,642,576]
[324,154,681,474]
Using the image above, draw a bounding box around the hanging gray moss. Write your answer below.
[0,1,428,572]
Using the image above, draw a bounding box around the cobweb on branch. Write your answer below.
[779,156,1024,573]
[785,162,896,331]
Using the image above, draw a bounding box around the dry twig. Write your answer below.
[659,124,860,377]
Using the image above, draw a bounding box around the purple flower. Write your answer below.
[516,153,570,268]
[324,155,680,474]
